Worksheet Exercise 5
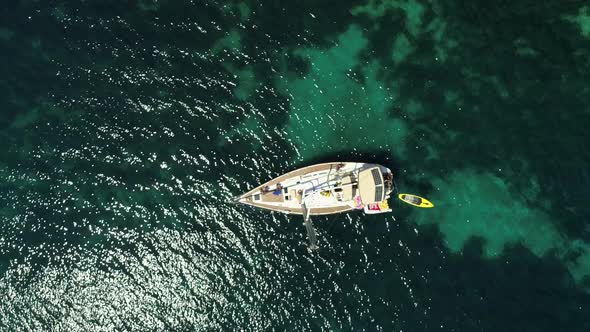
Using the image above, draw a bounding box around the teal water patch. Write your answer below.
[211,29,242,55]
[412,169,590,286]
[210,30,260,101]
[137,0,160,12]
[513,38,539,57]
[0,27,14,41]
[278,25,407,161]
[237,2,251,20]
[351,0,425,37]
[222,1,252,21]
[232,66,256,101]
[391,33,414,64]
[569,240,590,285]
[424,17,457,62]
[564,6,590,38]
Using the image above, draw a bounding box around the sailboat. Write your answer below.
[235,162,395,249]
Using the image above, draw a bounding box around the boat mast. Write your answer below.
[301,202,319,250]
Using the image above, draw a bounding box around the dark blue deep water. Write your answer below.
[1,1,590,331]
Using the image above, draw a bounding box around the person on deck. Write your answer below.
[273,183,283,195]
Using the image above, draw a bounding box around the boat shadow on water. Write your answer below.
[295,150,435,196]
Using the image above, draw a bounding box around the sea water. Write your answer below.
[1,1,589,331]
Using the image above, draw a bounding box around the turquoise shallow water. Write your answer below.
[1,0,590,331]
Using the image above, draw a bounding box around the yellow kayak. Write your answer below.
[398,194,434,208]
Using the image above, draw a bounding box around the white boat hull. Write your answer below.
[236,162,393,216]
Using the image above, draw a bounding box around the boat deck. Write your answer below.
[238,162,354,215]
[261,191,284,202]
[237,162,392,216]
